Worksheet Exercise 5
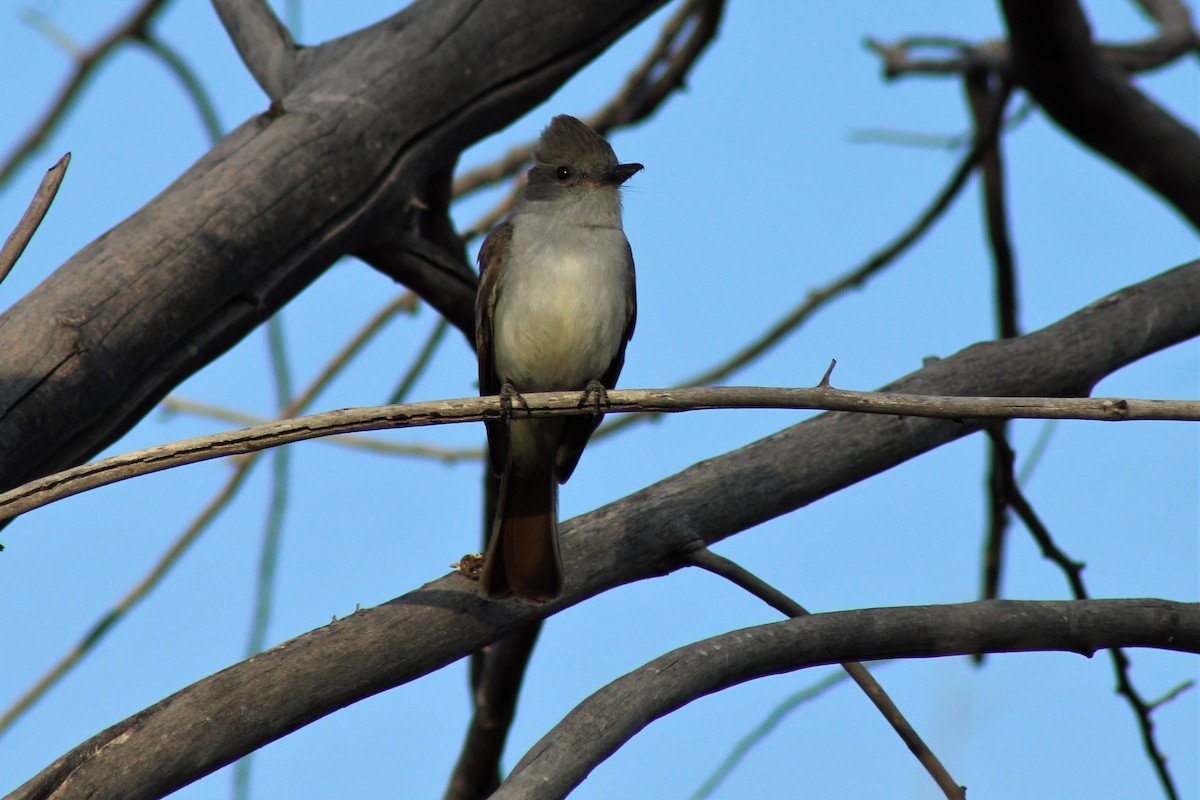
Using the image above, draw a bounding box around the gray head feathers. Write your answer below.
[521,116,642,205]
[532,115,618,174]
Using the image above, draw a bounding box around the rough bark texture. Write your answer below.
[9,259,1197,800]
[0,0,666,491]
[497,599,1200,800]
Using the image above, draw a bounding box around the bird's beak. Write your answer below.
[605,162,644,186]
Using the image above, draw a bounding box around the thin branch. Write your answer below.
[686,546,965,799]
[988,429,1183,799]
[597,84,1011,440]
[964,68,1022,607]
[691,667,869,799]
[0,454,257,739]
[452,0,725,199]
[233,314,295,799]
[495,600,1198,800]
[0,152,70,285]
[0,293,419,735]
[134,36,223,144]
[0,0,170,185]
[210,0,300,103]
[3,386,1198,525]
[388,317,449,405]
[358,237,477,341]
[161,396,480,461]
[866,0,1198,80]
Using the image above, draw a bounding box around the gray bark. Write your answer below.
[0,0,666,491]
[8,258,1197,800]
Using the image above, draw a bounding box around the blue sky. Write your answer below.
[1,1,1197,798]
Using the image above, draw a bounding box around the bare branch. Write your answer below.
[0,153,70,285]
[4,383,1199,526]
[0,0,671,495]
[0,0,168,185]
[495,600,1198,800]
[1001,0,1200,228]
[6,253,1199,798]
[989,429,1184,798]
[0,293,426,736]
[161,396,480,461]
[210,0,300,103]
[866,0,1197,79]
[686,547,965,799]
[444,623,543,800]
[452,0,725,199]
[598,81,1012,442]
[358,236,478,341]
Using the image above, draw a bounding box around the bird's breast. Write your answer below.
[493,224,631,391]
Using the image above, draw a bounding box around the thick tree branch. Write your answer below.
[494,600,1198,799]
[1000,0,1200,228]
[0,0,669,494]
[5,259,1199,799]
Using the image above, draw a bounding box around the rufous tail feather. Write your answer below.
[479,468,561,603]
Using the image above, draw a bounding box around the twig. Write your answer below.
[691,667,875,799]
[685,546,965,800]
[2,386,1197,525]
[1,0,170,185]
[388,317,449,404]
[597,83,1010,440]
[0,293,416,736]
[161,396,480,461]
[988,429,1183,799]
[0,153,71,285]
[452,0,725,199]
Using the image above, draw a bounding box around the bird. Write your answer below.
[475,115,641,603]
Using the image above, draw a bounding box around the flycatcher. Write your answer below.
[475,115,641,603]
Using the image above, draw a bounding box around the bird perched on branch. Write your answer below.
[475,115,642,603]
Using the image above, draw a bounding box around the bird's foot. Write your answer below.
[578,380,610,417]
[500,381,530,422]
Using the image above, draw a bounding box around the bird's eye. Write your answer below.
[555,166,571,180]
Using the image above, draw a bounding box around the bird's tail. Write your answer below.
[479,467,561,603]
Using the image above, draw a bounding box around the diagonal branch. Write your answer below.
[988,429,1183,798]
[6,256,1198,799]
[686,546,964,799]
[210,0,301,103]
[494,600,1197,799]
[1000,0,1200,229]
[0,153,70,286]
[0,0,170,185]
[0,0,672,495]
